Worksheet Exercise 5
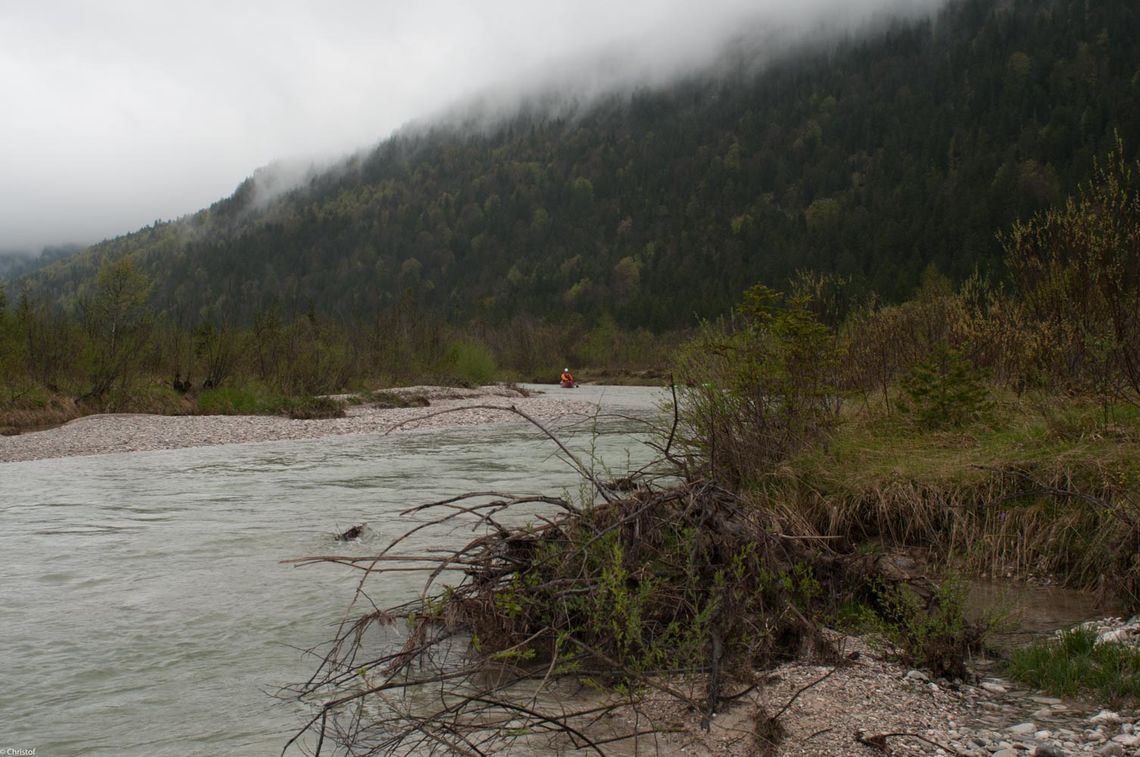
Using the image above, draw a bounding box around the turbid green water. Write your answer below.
[0,385,665,756]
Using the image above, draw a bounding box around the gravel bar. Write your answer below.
[0,386,596,464]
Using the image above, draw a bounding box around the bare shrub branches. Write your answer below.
[1001,134,1140,401]
[282,457,880,755]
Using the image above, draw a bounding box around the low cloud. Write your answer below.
[0,0,947,253]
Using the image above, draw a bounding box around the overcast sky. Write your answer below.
[0,0,943,253]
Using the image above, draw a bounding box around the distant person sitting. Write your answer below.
[559,368,575,387]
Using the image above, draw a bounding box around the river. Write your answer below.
[0,385,666,756]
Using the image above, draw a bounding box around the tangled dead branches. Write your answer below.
[280,465,904,754]
[280,406,981,755]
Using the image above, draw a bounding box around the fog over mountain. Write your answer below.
[0,0,945,254]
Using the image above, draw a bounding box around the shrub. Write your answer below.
[674,283,839,486]
[442,338,497,386]
[1007,626,1140,704]
[196,385,286,415]
[366,390,429,409]
[284,395,346,420]
[1001,136,1140,400]
[196,385,347,418]
[867,575,992,679]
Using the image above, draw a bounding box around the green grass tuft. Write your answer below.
[283,395,346,420]
[365,390,430,409]
[195,385,347,419]
[1007,626,1140,705]
[195,385,288,415]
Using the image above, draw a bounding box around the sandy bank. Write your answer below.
[0,385,596,464]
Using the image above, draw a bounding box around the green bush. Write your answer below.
[1008,626,1140,704]
[867,575,992,679]
[365,390,430,409]
[674,283,839,486]
[196,385,346,418]
[196,385,287,415]
[442,339,498,386]
[284,395,346,419]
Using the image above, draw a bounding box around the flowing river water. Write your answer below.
[0,385,667,756]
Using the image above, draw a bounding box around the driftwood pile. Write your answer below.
[280,406,971,755]
[281,476,925,754]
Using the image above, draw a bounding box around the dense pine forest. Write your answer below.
[10,0,1139,326]
[1,0,1139,422]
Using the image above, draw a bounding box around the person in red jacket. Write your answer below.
[559,368,575,387]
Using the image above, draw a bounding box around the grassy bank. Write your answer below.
[761,391,1139,602]
[0,391,84,434]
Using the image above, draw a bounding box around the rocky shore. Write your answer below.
[634,632,1139,756]
[0,385,595,464]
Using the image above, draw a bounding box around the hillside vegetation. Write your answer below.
[670,137,1138,599]
[2,0,1138,440]
[9,0,1139,334]
[287,137,1140,756]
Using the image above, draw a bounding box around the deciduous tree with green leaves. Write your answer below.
[79,257,153,404]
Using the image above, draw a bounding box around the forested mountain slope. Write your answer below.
[16,0,1140,331]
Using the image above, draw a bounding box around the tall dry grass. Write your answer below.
[751,394,1139,605]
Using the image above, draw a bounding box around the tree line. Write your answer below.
[3,137,1135,434]
[0,265,672,423]
[11,0,1139,336]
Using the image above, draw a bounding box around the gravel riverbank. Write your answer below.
[627,635,1140,756]
[0,385,595,464]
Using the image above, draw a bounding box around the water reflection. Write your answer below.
[968,579,1124,646]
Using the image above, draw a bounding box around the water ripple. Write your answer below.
[0,386,666,755]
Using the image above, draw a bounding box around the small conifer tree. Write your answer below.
[900,342,991,429]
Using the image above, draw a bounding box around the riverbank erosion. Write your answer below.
[0,385,595,463]
[283,379,1138,755]
[285,466,1138,755]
